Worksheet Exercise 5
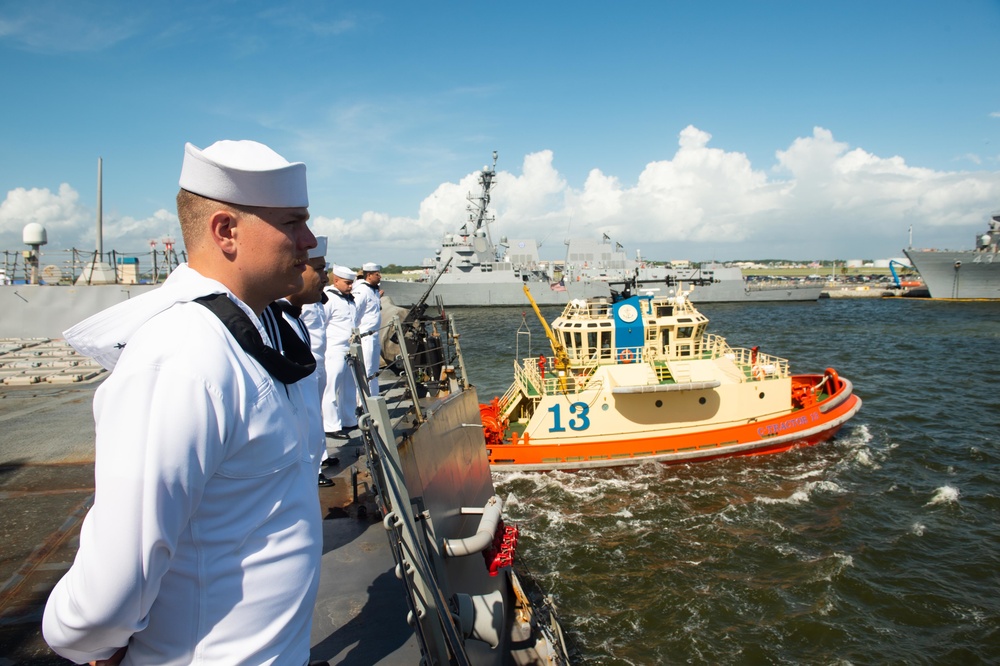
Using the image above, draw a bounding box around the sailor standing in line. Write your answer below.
[268,235,339,487]
[322,264,360,439]
[353,262,383,396]
[42,139,321,664]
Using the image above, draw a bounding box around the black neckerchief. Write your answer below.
[332,289,354,303]
[363,281,379,291]
[266,300,311,348]
[272,299,302,319]
[195,293,315,384]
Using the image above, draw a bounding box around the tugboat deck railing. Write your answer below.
[506,335,791,403]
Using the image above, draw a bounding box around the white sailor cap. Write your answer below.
[178,140,308,208]
[332,264,356,281]
[362,262,382,272]
[309,236,328,260]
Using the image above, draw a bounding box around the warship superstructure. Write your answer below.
[379,153,609,307]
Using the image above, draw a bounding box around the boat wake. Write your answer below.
[925,485,961,506]
[490,421,890,663]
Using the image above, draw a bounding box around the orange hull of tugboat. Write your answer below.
[483,370,861,471]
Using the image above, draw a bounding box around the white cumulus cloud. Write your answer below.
[0,184,178,254]
[4,125,1000,264]
[362,125,1000,261]
[0,184,89,245]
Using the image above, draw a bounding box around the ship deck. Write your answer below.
[0,341,421,664]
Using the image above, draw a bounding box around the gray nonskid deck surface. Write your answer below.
[310,517,420,664]
[309,370,422,664]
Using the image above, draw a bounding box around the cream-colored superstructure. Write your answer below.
[500,290,792,445]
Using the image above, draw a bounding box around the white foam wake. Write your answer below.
[924,485,960,506]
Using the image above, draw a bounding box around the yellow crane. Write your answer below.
[522,284,571,394]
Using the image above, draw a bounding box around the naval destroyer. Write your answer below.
[380,153,823,308]
[379,152,610,307]
[903,212,1000,300]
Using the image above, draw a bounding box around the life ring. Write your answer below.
[618,348,635,364]
[824,367,840,392]
[752,365,766,381]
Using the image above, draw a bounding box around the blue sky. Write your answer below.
[1,0,999,266]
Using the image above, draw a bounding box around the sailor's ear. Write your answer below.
[208,210,238,255]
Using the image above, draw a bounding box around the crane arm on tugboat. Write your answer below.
[522,284,571,393]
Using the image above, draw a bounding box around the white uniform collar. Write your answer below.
[63,264,246,371]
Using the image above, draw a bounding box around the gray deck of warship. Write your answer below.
[0,310,568,664]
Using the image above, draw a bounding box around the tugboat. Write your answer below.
[480,284,861,471]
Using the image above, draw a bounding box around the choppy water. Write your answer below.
[449,299,1000,664]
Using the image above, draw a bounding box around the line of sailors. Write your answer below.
[270,235,382,486]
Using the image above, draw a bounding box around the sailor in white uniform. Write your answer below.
[42,140,322,665]
[352,262,383,396]
[269,235,338,486]
[322,264,360,438]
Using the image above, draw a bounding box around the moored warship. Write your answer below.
[903,212,1000,300]
[379,152,609,307]
[381,154,823,308]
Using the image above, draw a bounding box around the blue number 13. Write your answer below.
[547,402,591,432]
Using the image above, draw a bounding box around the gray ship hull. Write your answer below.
[382,275,823,307]
[635,279,824,303]
[381,277,607,306]
[903,249,1000,299]
[0,284,161,338]
[0,276,822,341]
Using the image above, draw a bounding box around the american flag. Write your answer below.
[550,279,567,292]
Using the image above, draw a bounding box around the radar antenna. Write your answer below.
[466,151,499,258]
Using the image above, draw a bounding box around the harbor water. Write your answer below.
[450,298,999,664]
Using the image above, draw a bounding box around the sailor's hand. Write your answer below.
[90,646,127,666]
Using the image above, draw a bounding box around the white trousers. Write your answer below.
[322,346,359,432]
[361,332,380,396]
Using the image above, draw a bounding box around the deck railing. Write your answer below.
[507,333,789,398]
